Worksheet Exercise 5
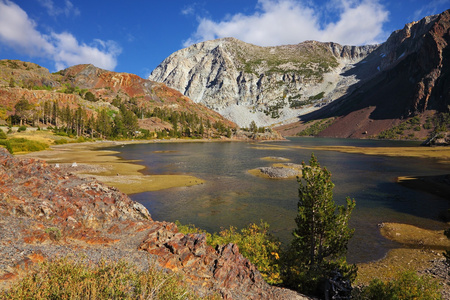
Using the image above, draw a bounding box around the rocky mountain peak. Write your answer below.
[149,37,377,127]
[283,9,450,139]
[150,10,449,134]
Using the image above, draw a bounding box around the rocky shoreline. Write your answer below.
[0,148,308,299]
[4,139,450,298]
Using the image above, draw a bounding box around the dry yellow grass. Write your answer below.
[260,156,290,162]
[8,129,77,144]
[295,145,450,164]
[251,143,450,164]
[247,168,272,179]
[95,174,204,194]
[356,223,450,285]
[21,141,205,194]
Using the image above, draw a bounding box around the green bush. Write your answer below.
[55,131,68,137]
[0,140,13,154]
[355,271,442,300]
[54,138,68,145]
[76,136,87,143]
[176,220,282,285]
[309,91,325,100]
[1,257,215,300]
[213,221,282,284]
[0,129,6,139]
[297,118,334,136]
[17,125,27,132]
[84,91,98,102]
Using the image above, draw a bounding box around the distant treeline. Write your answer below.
[8,95,233,140]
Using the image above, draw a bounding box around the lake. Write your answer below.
[107,137,449,263]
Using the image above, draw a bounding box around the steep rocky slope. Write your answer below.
[149,38,377,127]
[150,10,450,138]
[0,148,308,299]
[309,9,450,139]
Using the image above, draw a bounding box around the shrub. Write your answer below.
[45,227,61,241]
[0,129,6,139]
[356,271,442,300]
[0,140,13,154]
[54,138,68,145]
[76,136,86,143]
[210,221,282,285]
[55,131,68,137]
[176,220,282,285]
[17,125,27,132]
[84,91,98,102]
[297,118,335,136]
[309,91,325,100]
[0,257,215,300]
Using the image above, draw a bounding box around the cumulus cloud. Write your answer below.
[0,0,120,71]
[51,33,121,71]
[184,0,389,47]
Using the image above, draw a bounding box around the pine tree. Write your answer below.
[249,120,257,133]
[122,110,138,137]
[284,154,356,296]
[96,109,112,139]
[52,101,59,127]
[14,97,32,126]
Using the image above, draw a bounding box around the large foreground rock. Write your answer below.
[0,148,308,299]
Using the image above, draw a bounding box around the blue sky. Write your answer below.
[0,0,448,78]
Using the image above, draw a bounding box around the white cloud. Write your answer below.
[0,0,120,71]
[181,5,195,16]
[184,0,389,47]
[38,0,80,18]
[51,33,121,71]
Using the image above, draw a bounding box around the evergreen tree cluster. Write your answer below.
[9,94,234,140]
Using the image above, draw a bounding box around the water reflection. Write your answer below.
[108,138,449,263]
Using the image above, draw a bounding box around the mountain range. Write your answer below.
[149,9,450,139]
[0,10,449,141]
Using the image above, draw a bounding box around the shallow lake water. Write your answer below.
[107,137,449,263]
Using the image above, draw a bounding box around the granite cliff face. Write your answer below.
[149,37,377,127]
[0,148,308,299]
[150,10,450,137]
